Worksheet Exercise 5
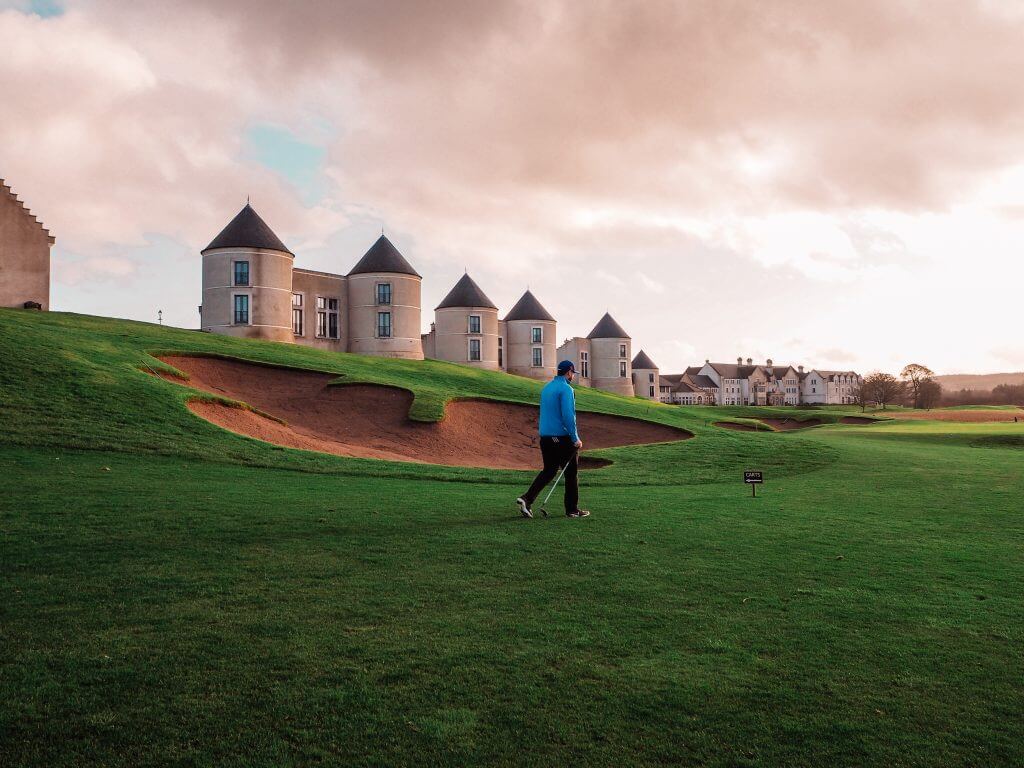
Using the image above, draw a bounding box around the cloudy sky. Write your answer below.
[4,0,1024,374]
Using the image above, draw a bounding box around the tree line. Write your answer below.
[942,383,1024,407]
[856,364,1024,410]
[856,364,942,410]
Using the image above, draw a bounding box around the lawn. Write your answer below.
[2,309,1023,767]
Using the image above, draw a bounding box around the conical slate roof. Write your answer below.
[203,203,292,255]
[348,235,421,277]
[503,289,555,322]
[631,349,658,370]
[587,312,629,339]
[436,273,497,310]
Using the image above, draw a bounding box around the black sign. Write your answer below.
[744,471,763,484]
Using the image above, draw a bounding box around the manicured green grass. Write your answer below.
[2,309,1023,767]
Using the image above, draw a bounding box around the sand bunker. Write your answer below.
[156,355,691,470]
[839,416,876,425]
[760,418,823,431]
[714,421,765,432]
[715,417,829,432]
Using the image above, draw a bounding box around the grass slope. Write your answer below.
[3,309,1023,767]
[0,310,841,486]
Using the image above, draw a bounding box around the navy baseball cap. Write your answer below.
[557,360,576,375]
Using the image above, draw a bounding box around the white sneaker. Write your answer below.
[516,497,533,518]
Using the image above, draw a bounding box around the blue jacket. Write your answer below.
[538,375,580,443]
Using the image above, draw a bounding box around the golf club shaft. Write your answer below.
[540,447,579,507]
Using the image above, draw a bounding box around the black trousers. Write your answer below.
[521,436,578,513]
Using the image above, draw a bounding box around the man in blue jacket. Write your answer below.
[516,360,590,519]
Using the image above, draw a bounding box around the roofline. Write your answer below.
[200,245,295,257]
[1,178,55,245]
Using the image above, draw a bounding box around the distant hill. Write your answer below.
[935,372,1024,392]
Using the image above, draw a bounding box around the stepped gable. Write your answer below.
[503,289,555,322]
[436,273,497,309]
[0,179,55,245]
[348,235,421,277]
[631,349,658,370]
[203,203,292,254]
[587,312,629,339]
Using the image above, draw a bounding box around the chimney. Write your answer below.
[798,365,804,373]
[767,358,773,366]
[705,358,709,364]
[737,356,742,364]
[746,357,752,366]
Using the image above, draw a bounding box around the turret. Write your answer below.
[502,289,557,379]
[586,312,634,396]
[346,235,423,359]
[631,349,659,401]
[201,203,294,341]
[432,272,500,369]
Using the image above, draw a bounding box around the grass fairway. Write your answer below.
[2,309,1023,766]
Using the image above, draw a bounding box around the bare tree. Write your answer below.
[851,380,868,412]
[863,372,905,410]
[918,378,942,409]
[901,363,935,408]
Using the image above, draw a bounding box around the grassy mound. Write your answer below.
[0,310,838,486]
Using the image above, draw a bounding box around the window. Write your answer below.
[532,326,543,344]
[649,386,655,397]
[328,299,339,339]
[580,351,589,379]
[376,282,392,305]
[648,373,655,383]
[233,261,249,286]
[619,344,627,358]
[469,338,481,361]
[619,361,627,377]
[291,294,303,335]
[233,294,249,324]
[316,297,339,339]
[316,299,327,337]
[498,337,503,368]
[468,315,481,334]
[377,311,392,338]
[532,347,543,367]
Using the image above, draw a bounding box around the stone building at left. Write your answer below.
[0,178,55,310]
[200,202,424,359]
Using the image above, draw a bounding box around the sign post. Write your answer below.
[744,470,763,497]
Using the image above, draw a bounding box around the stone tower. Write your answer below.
[586,312,634,396]
[501,289,557,380]
[631,349,659,401]
[346,235,423,359]
[432,273,500,370]
[200,203,294,341]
